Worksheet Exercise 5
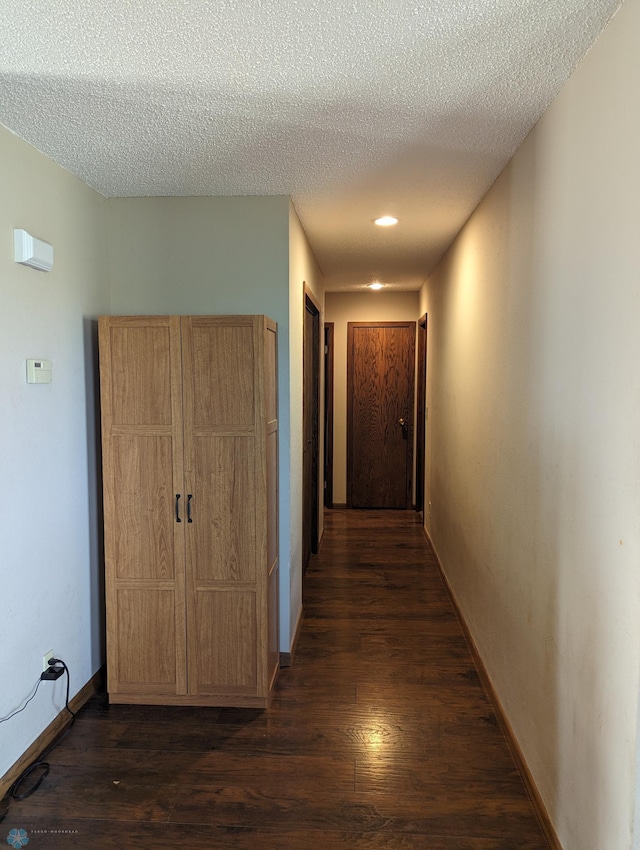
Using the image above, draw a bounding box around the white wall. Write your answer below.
[325,290,420,505]
[106,195,299,651]
[419,1,640,846]
[288,203,325,641]
[0,126,109,781]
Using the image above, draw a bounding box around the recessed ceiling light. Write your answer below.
[374,216,398,227]
[368,282,385,290]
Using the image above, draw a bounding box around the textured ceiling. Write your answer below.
[0,0,622,291]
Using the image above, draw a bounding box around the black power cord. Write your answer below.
[0,678,44,724]
[0,659,76,823]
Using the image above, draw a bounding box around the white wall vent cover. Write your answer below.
[14,228,54,272]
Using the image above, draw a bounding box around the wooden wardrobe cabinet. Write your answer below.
[98,315,279,707]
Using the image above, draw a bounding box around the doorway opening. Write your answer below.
[303,287,321,576]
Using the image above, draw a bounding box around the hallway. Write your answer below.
[7,510,549,848]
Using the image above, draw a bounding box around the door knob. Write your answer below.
[398,418,406,426]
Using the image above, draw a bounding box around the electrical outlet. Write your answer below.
[43,650,54,672]
[41,666,64,681]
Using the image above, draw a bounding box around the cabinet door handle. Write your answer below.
[187,494,193,523]
[175,494,182,523]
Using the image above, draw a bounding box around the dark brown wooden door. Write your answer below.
[347,321,415,508]
[303,294,320,574]
[323,322,334,508]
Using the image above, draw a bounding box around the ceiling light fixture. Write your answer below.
[368,282,385,290]
[374,216,398,227]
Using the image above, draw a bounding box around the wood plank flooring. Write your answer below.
[5,510,550,848]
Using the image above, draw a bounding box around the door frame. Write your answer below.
[323,322,334,509]
[415,313,427,515]
[347,320,415,509]
[303,286,321,573]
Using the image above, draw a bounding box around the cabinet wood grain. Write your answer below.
[99,315,278,707]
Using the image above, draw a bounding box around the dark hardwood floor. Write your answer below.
[5,510,550,848]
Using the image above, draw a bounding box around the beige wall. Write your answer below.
[419,1,640,846]
[107,195,289,316]
[288,201,325,641]
[325,290,420,505]
[0,124,109,782]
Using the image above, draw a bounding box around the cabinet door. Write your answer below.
[99,316,187,697]
[182,317,264,697]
